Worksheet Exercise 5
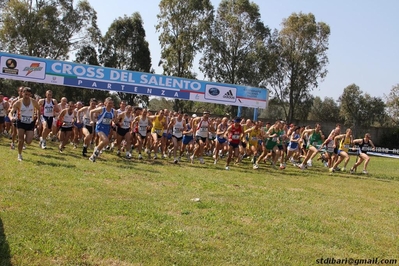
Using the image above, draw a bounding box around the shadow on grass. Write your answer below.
[0,218,11,266]
[35,160,77,168]
[31,151,84,160]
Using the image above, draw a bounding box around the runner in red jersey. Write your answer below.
[224,117,243,170]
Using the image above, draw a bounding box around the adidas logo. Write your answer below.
[223,90,235,99]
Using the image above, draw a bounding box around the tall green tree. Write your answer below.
[293,94,314,122]
[200,0,270,116]
[0,0,99,99]
[72,45,111,104]
[339,84,386,133]
[100,13,152,106]
[156,0,214,112]
[267,12,330,122]
[385,84,399,125]
[0,0,99,59]
[309,96,341,122]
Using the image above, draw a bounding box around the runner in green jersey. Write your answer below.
[297,123,324,170]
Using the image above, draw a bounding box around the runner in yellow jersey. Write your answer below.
[330,128,352,172]
[240,119,252,160]
[149,110,167,159]
[244,121,262,169]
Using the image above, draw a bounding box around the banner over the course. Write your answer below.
[0,52,268,109]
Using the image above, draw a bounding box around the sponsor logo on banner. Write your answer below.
[0,56,45,79]
[2,58,19,75]
[208,87,220,96]
[44,75,63,84]
[24,63,43,76]
[205,84,236,103]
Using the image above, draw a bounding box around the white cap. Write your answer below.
[192,114,197,118]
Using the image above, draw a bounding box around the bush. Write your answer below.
[379,127,399,149]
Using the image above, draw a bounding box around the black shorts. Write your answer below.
[153,133,162,139]
[229,142,240,149]
[61,127,73,132]
[172,135,183,142]
[85,125,93,134]
[42,116,54,129]
[333,147,339,154]
[117,127,130,137]
[195,136,207,144]
[0,116,4,124]
[138,133,147,140]
[17,120,35,131]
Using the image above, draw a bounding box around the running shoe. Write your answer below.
[297,164,306,170]
[17,154,22,161]
[89,155,96,162]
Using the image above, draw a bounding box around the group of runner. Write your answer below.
[0,86,376,174]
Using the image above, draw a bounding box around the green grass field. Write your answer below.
[0,136,398,266]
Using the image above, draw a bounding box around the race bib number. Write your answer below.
[139,126,147,132]
[44,106,53,113]
[21,115,32,124]
[251,136,257,141]
[84,118,91,125]
[123,121,130,128]
[232,134,240,140]
[102,118,112,125]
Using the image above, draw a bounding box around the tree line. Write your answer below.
[0,0,397,129]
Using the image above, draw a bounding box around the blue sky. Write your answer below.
[87,0,399,101]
